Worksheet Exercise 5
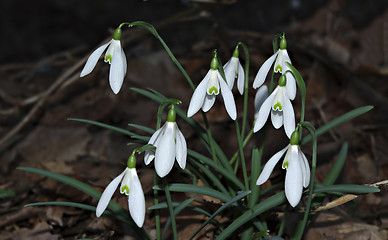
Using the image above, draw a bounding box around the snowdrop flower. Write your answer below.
[256,130,310,207]
[187,52,237,120]
[253,35,297,100]
[223,45,245,95]
[96,154,145,228]
[80,27,127,94]
[145,105,187,178]
[254,85,268,121]
[254,75,295,138]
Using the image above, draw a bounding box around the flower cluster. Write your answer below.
[81,26,311,229]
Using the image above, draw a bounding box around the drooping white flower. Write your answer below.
[254,85,268,121]
[80,27,127,94]
[145,106,187,178]
[254,75,295,138]
[96,155,145,228]
[253,36,296,100]
[256,131,310,207]
[187,53,237,120]
[223,46,245,95]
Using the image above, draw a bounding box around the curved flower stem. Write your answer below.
[163,179,178,240]
[293,122,317,239]
[127,21,196,91]
[235,121,249,190]
[239,42,250,138]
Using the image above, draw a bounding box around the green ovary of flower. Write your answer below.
[273,101,283,111]
[105,55,112,64]
[275,64,282,72]
[282,161,289,169]
[208,86,219,95]
[121,185,130,195]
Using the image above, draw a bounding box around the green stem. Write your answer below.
[278,205,289,237]
[154,171,161,240]
[235,121,249,190]
[230,128,254,165]
[128,21,195,91]
[293,122,317,239]
[239,42,250,138]
[163,179,178,240]
[202,111,217,163]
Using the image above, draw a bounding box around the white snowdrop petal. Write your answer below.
[201,94,216,112]
[282,94,296,138]
[144,127,164,165]
[175,125,187,169]
[254,87,278,133]
[109,42,125,94]
[285,70,297,100]
[256,145,289,185]
[254,85,268,113]
[300,149,311,188]
[96,169,126,217]
[271,109,283,129]
[285,147,303,207]
[219,74,237,120]
[80,41,111,77]
[187,73,211,117]
[128,170,145,228]
[237,62,245,95]
[121,47,127,75]
[253,50,278,88]
[223,58,235,89]
[155,123,176,177]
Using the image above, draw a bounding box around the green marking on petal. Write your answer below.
[282,161,289,169]
[121,185,130,195]
[105,55,112,64]
[208,86,219,95]
[273,101,283,111]
[275,64,282,72]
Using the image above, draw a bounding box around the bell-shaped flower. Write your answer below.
[145,106,187,178]
[253,35,296,100]
[80,27,127,94]
[254,75,295,138]
[96,154,145,228]
[256,131,310,207]
[187,53,237,120]
[223,45,245,95]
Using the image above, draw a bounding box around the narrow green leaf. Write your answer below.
[301,106,374,145]
[314,184,380,194]
[190,191,251,240]
[149,202,212,217]
[128,123,155,134]
[215,192,286,240]
[153,184,232,203]
[68,118,135,137]
[18,167,150,239]
[190,158,229,195]
[163,198,195,240]
[323,142,348,185]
